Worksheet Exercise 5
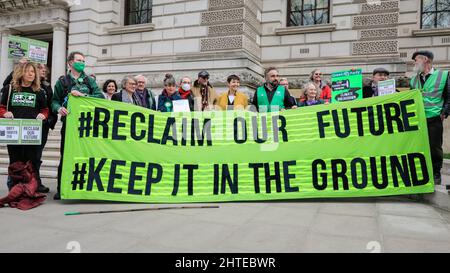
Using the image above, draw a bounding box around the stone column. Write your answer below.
[50,22,68,88]
[0,28,13,85]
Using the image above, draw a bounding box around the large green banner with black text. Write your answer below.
[61,90,434,203]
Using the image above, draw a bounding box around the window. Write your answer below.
[422,0,450,29]
[287,0,330,27]
[125,0,153,26]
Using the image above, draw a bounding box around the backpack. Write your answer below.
[59,74,94,98]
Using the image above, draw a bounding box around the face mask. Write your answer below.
[72,62,85,73]
[181,84,191,91]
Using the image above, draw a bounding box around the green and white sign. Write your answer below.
[331,69,363,103]
[378,79,397,96]
[8,35,49,64]
[60,90,434,203]
[0,119,42,145]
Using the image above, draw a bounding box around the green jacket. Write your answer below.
[51,71,104,114]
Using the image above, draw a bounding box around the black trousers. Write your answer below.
[57,122,66,193]
[7,144,41,178]
[427,117,444,177]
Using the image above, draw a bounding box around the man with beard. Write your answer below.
[252,67,297,112]
[191,70,218,111]
[410,50,450,185]
[134,75,156,110]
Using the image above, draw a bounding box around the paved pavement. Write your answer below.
[0,174,449,253]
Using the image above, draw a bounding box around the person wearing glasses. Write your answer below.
[279,77,297,106]
[111,76,140,105]
[252,67,297,112]
[134,75,156,110]
[309,69,331,103]
[191,70,218,111]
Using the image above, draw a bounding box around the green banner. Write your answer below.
[331,69,363,103]
[0,119,42,145]
[8,35,49,64]
[61,90,434,203]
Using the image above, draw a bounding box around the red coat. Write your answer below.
[0,161,46,210]
[319,85,332,103]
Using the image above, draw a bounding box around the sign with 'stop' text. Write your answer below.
[8,36,49,64]
[61,90,434,203]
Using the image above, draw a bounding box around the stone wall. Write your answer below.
[65,0,265,94]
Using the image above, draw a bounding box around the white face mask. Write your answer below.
[182,83,191,91]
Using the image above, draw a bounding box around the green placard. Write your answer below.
[0,119,42,145]
[331,69,363,103]
[8,35,49,64]
[61,90,434,203]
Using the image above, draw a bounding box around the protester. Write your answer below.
[0,62,49,193]
[2,58,30,87]
[297,82,323,107]
[51,51,104,200]
[111,76,139,105]
[410,50,450,185]
[280,77,297,106]
[192,70,218,111]
[310,69,332,103]
[134,75,156,110]
[158,74,190,112]
[178,76,195,110]
[102,79,118,100]
[252,67,297,112]
[216,75,248,110]
[280,78,289,89]
[363,67,392,98]
[35,64,57,193]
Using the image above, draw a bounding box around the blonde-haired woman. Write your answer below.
[297,82,324,107]
[309,69,332,103]
[0,62,49,192]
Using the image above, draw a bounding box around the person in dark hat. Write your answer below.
[363,67,392,98]
[191,70,218,111]
[410,50,450,185]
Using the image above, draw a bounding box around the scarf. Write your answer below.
[121,89,136,104]
[200,85,209,111]
[178,87,191,99]
[135,89,148,108]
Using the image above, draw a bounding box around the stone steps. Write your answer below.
[443,159,450,176]
[0,167,57,179]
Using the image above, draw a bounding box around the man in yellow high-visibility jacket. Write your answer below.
[410,50,450,185]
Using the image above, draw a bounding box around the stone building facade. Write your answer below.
[0,0,449,150]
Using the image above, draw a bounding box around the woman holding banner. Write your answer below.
[158,74,193,112]
[0,62,49,192]
[111,76,140,105]
[297,82,324,107]
[216,75,249,110]
[102,79,118,100]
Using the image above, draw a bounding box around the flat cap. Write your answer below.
[198,70,210,78]
[373,67,390,76]
[412,50,434,61]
